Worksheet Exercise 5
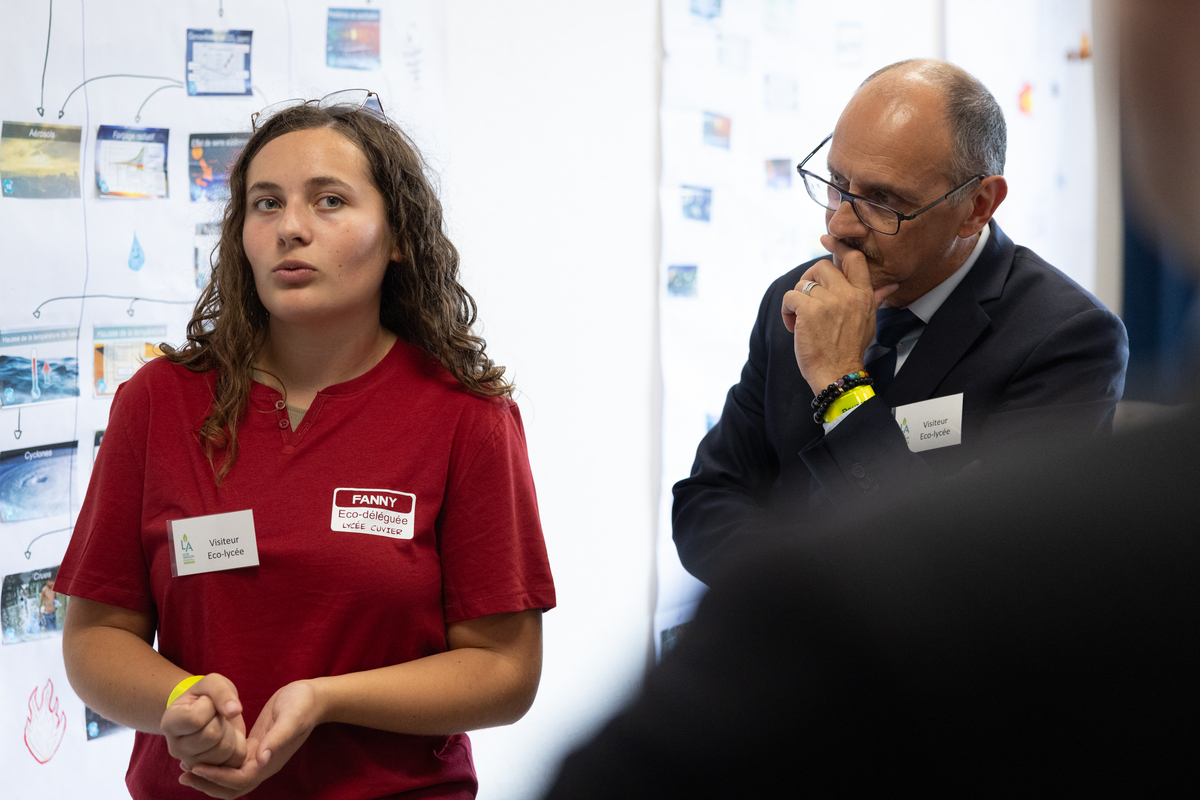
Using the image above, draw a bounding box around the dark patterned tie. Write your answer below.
[864,307,923,396]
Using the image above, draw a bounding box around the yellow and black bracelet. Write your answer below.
[811,371,873,423]
[823,384,876,423]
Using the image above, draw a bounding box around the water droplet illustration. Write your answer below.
[128,235,145,271]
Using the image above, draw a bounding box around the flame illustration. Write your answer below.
[1018,83,1034,116]
[25,679,67,764]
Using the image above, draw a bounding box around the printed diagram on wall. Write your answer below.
[0,328,80,408]
[95,126,169,198]
[0,442,78,523]
[93,325,166,396]
[1,2,452,790]
[765,158,792,188]
[667,265,698,297]
[189,132,250,202]
[186,29,253,95]
[2,566,66,645]
[85,706,124,741]
[680,185,712,221]
[0,122,82,199]
[328,8,382,70]
[656,0,946,659]
[194,222,221,287]
[403,24,424,85]
[24,679,67,764]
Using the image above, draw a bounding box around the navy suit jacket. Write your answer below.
[674,221,1128,584]
[545,410,1200,798]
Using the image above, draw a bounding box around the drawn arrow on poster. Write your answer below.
[13,408,21,440]
[25,528,71,560]
[135,83,185,123]
[36,0,53,116]
[57,74,183,119]
[33,295,195,319]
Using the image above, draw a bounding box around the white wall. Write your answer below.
[441,3,1121,796]
[440,2,1123,796]
[442,3,661,797]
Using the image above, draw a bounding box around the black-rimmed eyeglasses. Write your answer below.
[251,89,386,132]
[796,133,985,235]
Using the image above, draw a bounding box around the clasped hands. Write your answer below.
[781,235,899,395]
[161,673,320,799]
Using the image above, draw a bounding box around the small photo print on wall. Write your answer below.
[2,565,68,645]
[764,74,799,112]
[85,706,126,741]
[765,159,792,188]
[93,325,166,396]
[95,126,169,199]
[0,441,77,523]
[195,221,222,288]
[0,327,80,407]
[703,112,731,148]
[0,121,82,199]
[186,30,253,96]
[189,133,250,202]
[667,265,698,297]
[681,185,712,222]
[328,8,382,70]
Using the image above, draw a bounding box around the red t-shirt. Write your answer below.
[55,340,555,799]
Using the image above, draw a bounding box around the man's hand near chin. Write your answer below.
[781,234,899,395]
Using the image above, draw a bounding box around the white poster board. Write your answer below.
[655,0,1097,653]
[0,2,447,794]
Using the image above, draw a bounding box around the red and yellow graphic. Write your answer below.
[1018,83,1034,116]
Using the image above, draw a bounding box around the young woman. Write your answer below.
[57,92,555,800]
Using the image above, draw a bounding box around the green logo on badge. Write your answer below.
[181,533,195,565]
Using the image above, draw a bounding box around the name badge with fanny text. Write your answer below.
[167,509,260,577]
[330,488,416,539]
[894,393,964,453]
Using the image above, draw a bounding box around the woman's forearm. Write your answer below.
[311,609,543,735]
[62,596,189,733]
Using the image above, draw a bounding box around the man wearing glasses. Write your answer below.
[673,59,1127,584]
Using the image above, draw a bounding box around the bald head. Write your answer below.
[856,59,1007,186]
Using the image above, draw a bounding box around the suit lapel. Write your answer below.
[883,221,1014,408]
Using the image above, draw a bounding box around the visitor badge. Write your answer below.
[167,509,260,577]
[893,393,963,453]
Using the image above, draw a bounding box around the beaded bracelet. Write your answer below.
[809,370,871,411]
[811,371,873,423]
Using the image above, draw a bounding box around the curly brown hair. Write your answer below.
[161,102,512,481]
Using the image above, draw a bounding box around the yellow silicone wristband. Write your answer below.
[823,385,876,424]
[167,675,205,708]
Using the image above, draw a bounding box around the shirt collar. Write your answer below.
[905,222,990,323]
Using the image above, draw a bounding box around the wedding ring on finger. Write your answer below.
[801,280,819,295]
